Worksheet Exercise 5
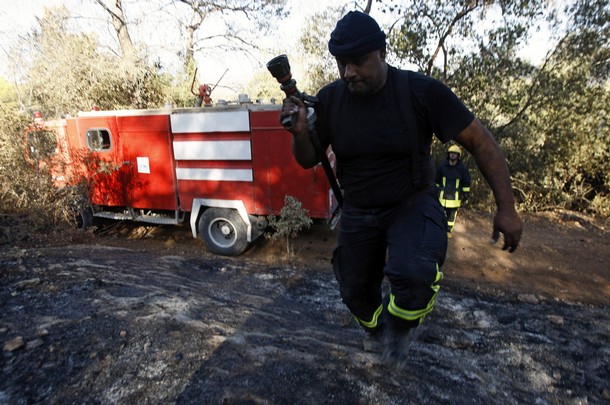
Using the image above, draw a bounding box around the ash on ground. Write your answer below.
[1,240,608,404]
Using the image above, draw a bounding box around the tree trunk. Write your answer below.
[94,0,135,57]
[185,25,196,68]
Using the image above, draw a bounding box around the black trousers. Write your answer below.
[332,191,448,332]
[444,207,459,233]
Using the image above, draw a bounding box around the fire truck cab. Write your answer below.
[28,104,336,256]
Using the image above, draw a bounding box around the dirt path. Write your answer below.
[1,209,609,404]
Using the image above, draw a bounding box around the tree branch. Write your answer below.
[426,2,478,76]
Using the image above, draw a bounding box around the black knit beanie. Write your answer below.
[328,11,386,58]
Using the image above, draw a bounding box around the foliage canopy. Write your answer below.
[0,0,608,218]
[379,0,609,215]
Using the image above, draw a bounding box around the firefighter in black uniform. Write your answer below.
[280,11,522,370]
[436,144,471,237]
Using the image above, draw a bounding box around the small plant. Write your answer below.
[267,195,313,255]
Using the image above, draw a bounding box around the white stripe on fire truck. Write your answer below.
[175,168,253,182]
[170,110,250,133]
[173,140,251,160]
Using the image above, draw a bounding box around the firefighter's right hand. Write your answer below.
[280,96,308,136]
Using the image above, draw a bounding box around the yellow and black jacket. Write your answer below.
[436,160,471,208]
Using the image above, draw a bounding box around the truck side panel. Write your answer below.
[73,116,127,207]
[116,114,178,210]
[170,110,255,212]
[249,109,330,219]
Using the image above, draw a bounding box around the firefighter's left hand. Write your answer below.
[491,207,523,253]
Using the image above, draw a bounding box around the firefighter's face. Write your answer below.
[449,152,459,160]
[336,49,388,96]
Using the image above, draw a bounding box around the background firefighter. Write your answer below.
[436,144,471,237]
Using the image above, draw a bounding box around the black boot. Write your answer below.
[362,326,384,353]
[381,309,420,370]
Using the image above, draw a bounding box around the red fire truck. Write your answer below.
[26,104,336,256]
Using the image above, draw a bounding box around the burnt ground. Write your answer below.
[0,209,609,404]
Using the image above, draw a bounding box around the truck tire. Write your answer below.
[198,208,248,256]
[74,205,94,230]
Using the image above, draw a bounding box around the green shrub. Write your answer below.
[266,195,313,255]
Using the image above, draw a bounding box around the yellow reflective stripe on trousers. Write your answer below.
[388,264,444,323]
[353,304,383,329]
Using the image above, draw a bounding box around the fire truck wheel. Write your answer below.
[74,205,94,230]
[199,208,248,256]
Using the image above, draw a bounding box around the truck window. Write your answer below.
[27,130,57,159]
[86,128,112,151]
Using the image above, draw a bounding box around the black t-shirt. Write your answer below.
[315,66,474,208]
